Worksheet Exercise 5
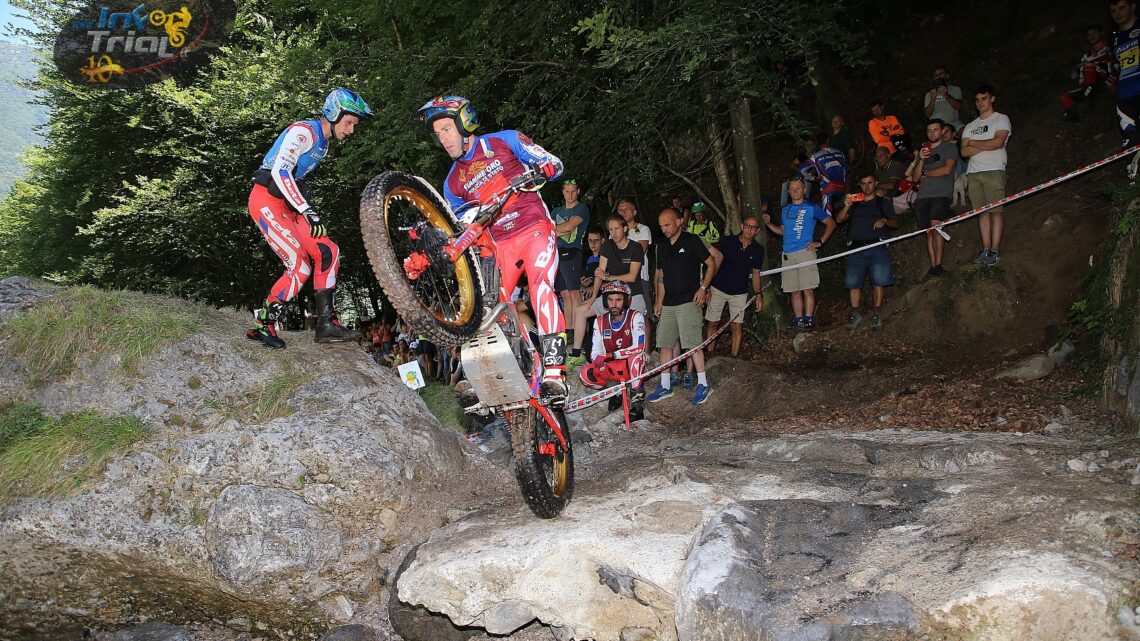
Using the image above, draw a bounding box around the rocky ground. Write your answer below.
[1,274,1137,641]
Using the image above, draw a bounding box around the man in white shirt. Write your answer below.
[961,84,1012,266]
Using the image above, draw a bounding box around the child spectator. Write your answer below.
[1061,24,1112,121]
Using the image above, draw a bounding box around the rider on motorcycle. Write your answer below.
[579,281,648,422]
[247,87,373,349]
[417,95,569,404]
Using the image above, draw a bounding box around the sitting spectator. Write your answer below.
[830,114,857,164]
[705,216,765,357]
[579,281,648,423]
[762,176,837,333]
[835,175,899,332]
[868,100,907,159]
[961,84,1012,266]
[552,179,590,322]
[908,118,960,277]
[388,339,412,367]
[872,146,913,215]
[923,66,965,129]
[648,208,717,406]
[809,133,849,217]
[1061,24,1112,121]
[686,201,722,245]
[568,216,645,367]
[447,345,463,387]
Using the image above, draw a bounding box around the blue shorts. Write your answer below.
[844,244,895,289]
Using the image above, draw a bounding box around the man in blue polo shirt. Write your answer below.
[762,176,837,333]
[705,215,765,356]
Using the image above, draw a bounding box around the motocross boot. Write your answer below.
[538,332,568,406]
[247,301,286,349]
[314,288,363,343]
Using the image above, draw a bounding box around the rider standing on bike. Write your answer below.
[247,88,373,349]
[417,95,569,404]
[579,281,648,422]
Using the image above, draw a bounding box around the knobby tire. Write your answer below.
[359,171,483,346]
[508,405,574,519]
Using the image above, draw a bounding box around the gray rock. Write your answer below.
[389,545,477,641]
[206,485,345,600]
[0,276,55,320]
[995,354,1055,382]
[676,501,918,641]
[1044,422,1064,435]
[1047,340,1076,366]
[1067,459,1088,472]
[318,624,381,641]
[792,332,809,354]
[112,622,194,641]
[1087,462,1102,473]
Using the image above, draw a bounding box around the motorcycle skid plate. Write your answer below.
[461,324,533,406]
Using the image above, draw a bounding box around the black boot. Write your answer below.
[538,332,568,406]
[314,288,362,343]
[247,301,286,349]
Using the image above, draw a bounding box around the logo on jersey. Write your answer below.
[459,158,504,194]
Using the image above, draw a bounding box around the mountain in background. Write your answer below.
[0,41,48,196]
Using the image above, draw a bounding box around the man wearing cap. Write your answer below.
[552,179,590,323]
[686,201,721,246]
[762,176,837,333]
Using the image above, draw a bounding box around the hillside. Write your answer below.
[0,42,47,196]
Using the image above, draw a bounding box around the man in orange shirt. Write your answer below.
[867,100,908,160]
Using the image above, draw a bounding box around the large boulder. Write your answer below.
[0,281,510,638]
[396,429,1137,641]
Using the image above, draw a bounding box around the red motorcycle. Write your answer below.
[359,169,573,518]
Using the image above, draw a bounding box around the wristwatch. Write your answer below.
[699,286,708,291]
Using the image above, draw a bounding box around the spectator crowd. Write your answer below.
[361,3,1139,419]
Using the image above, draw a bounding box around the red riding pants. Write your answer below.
[494,222,565,336]
[248,184,340,303]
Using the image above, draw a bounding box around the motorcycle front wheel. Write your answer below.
[359,171,483,346]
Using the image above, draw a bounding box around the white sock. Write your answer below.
[661,375,672,390]
[697,372,708,386]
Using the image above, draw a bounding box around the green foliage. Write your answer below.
[418,379,464,433]
[0,0,865,312]
[0,402,145,500]
[3,286,201,378]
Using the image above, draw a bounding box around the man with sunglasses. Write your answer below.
[704,216,765,357]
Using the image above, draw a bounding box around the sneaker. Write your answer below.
[1062,108,1079,122]
[870,311,882,331]
[846,309,864,331]
[801,319,815,334]
[647,384,674,403]
[566,353,587,370]
[682,372,695,390]
[983,250,1002,265]
[692,384,712,405]
[934,265,948,277]
[670,372,681,386]
[972,249,991,265]
[925,267,939,279]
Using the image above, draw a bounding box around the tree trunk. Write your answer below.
[806,48,836,130]
[702,78,740,236]
[729,96,764,241]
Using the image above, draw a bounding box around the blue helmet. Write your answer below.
[322,88,373,124]
[417,95,479,136]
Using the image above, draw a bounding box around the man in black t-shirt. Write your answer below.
[834,174,899,332]
[647,208,718,406]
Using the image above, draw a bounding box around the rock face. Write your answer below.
[676,501,917,641]
[397,429,1137,641]
[0,280,509,639]
[995,353,1055,381]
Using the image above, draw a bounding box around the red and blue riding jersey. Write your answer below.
[809,147,849,193]
[441,130,563,241]
[1112,23,1140,100]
